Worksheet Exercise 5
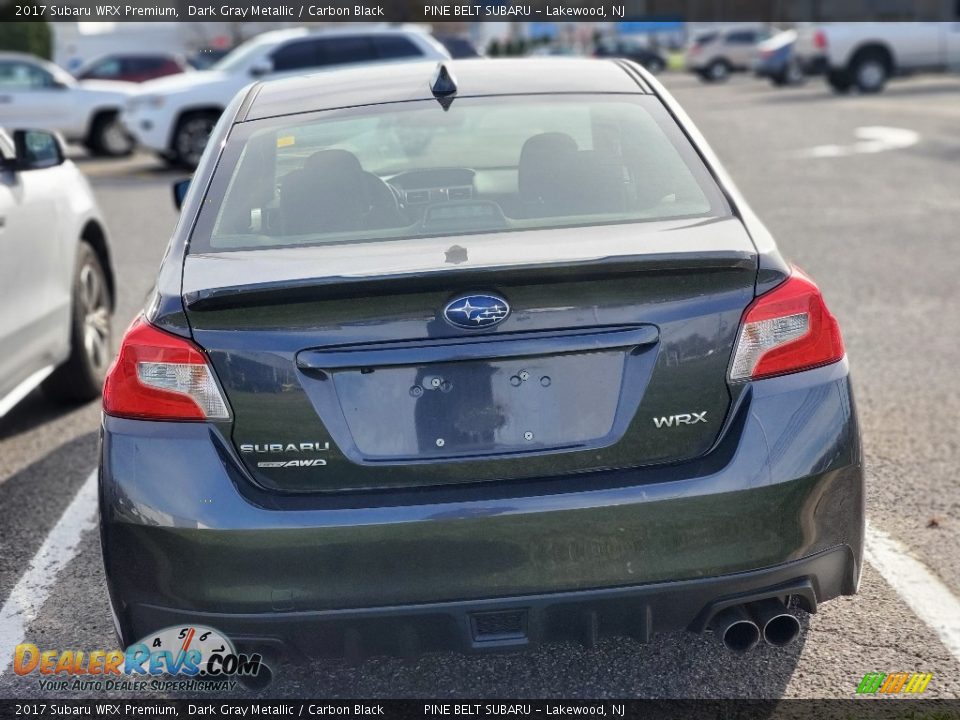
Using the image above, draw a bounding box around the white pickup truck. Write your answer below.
[794,22,960,93]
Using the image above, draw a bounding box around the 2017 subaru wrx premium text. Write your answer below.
[99,59,864,657]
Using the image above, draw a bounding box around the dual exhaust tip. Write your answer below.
[711,597,801,652]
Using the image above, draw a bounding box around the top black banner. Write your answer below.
[1,0,958,22]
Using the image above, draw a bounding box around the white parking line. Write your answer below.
[865,521,960,664]
[0,469,98,676]
[797,126,920,158]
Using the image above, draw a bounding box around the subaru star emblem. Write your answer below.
[443,294,510,330]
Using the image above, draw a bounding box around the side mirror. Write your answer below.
[172,178,191,210]
[249,59,273,78]
[3,129,65,171]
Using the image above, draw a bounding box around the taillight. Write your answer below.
[730,269,844,381]
[813,30,827,50]
[103,316,230,421]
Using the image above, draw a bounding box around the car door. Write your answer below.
[0,60,69,132]
[0,132,69,401]
[723,30,760,68]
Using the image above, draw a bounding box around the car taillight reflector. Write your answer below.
[103,316,230,421]
[730,269,844,381]
[813,30,827,50]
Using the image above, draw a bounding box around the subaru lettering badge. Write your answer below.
[443,294,510,330]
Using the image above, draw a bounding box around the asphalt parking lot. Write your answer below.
[1,70,959,699]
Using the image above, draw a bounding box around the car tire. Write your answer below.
[645,57,666,74]
[86,112,134,157]
[772,61,805,87]
[827,69,853,94]
[42,242,113,404]
[850,49,889,93]
[172,111,220,169]
[701,60,731,83]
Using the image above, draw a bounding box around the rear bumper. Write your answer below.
[99,360,864,650]
[127,546,856,656]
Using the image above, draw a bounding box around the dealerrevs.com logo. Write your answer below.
[14,625,268,692]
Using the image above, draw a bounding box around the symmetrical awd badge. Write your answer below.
[443,294,510,330]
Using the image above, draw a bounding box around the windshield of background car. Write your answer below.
[189,94,729,253]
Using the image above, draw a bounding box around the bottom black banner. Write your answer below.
[1,700,959,720]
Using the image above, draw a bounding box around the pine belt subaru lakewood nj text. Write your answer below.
[99,58,864,659]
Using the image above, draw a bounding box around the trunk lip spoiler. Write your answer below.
[183,250,756,312]
[296,324,660,372]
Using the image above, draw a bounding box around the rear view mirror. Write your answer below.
[6,129,64,171]
[249,59,273,77]
[173,178,191,210]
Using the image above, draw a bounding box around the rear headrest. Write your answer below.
[281,149,369,234]
[518,132,579,202]
[303,148,364,176]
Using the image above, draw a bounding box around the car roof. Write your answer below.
[0,51,43,63]
[247,24,432,46]
[242,58,649,121]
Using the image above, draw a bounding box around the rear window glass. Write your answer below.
[191,95,727,253]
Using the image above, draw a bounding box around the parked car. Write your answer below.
[753,29,804,86]
[686,26,772,82]
[100,58,863,659]
[0,128,114,417]
[74,53,190,83]
[794,22,960,94]
[594,37,668,73]
[433,34,482,59]
[122,27,450,169]
[0,52,135,156]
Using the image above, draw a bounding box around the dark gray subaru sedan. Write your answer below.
[99,59,863,658]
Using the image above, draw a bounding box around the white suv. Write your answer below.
[123,27,450,168]
[0,52,135,156]
[0,128,114,416]
[685,26,772,82]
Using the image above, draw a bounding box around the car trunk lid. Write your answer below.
[183,217,757,492]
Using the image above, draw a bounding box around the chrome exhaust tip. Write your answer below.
[747,597,802,647]
[711,605,761,653]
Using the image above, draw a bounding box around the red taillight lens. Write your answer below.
[103,316,230,421]
[813,30,827,50]
[730,269,844,381]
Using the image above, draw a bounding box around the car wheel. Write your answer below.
[785,60,805,85]
[827,69,853,94]
[87,113,134,157]
[703,60,731,82]
[173,112,219,169]
[43,242,113,404]
[850,50,889,93]
[645,57,665,74]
